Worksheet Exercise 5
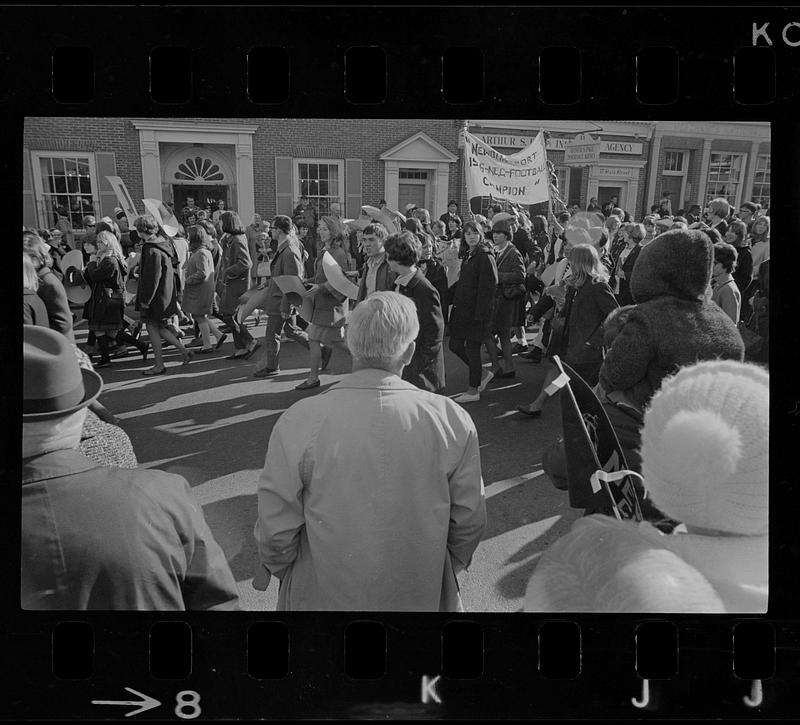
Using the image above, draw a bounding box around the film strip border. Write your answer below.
[5,4,800,721]
[1,8,798,113]
[4,616,799,718]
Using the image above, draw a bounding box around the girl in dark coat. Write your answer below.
[725,219,753,318]
[417,235,449,325]
[518,243,619,417]
[83,231,147,368]
[217,211,258,360]
[449,221,498,404]
[613,223,645,307]
[134,214,192,375]
[486,224,526,380]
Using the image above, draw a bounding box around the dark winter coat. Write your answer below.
[492,243,526,332]
[217,233,252,315]
[23,289,50,328]
[419,257,449,310]
[22,449,240,611]
[264,237,305,316]
[397,269,445,393]
[616,244,642,307]
[36,266,74,343]
[449,244,498,342]
[356,256,397,302]
[82,257,126,328]
[732,244,753,296]
[135,237,181,322]
[512,227,537,263]
[600,230,745,411]
[561,280,619,366]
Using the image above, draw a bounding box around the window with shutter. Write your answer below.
[30,151,100,231]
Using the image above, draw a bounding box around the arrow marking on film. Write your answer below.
[91,687,161,717]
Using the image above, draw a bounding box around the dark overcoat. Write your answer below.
[398,269,446,393]
[22,449,241,611]
[135,237,180,321]
[82,257,126,327]
[449,245,498,342]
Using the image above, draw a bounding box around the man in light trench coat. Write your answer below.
[254,291,486,611]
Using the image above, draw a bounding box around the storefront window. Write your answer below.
[751,154,770,211]
[33,153,97,231]
[705,152,745,208]
[296,160,342,216]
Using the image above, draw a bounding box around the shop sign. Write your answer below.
[564,134,603,166]
[474,133,642,156]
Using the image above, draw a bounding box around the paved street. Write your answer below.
[87,320,580,613]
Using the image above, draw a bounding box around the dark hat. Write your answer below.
[24,326,102,421]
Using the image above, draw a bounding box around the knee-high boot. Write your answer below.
[96,335,112,368]
[118,330,149,361]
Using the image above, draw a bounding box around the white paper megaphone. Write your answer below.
[142,199,180,238]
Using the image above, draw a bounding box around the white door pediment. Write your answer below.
[380,132,458,163]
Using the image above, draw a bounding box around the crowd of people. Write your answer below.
[22,189,770,613]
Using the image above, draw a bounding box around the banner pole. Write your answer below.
[460,122,475,221]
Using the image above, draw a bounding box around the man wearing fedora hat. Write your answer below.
[22,325,240,611]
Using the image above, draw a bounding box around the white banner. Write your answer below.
[463,130,550,205]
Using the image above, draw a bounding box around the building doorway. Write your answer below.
[598,185,624,211]
[398,183,426,211]
[397,168,429,211]
[660,175,683,212]
[172,185,230,215]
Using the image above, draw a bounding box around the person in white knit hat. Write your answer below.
[524,359,768,613]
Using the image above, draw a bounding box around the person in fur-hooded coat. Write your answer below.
[525,360,768,613]
[599,229,745,413]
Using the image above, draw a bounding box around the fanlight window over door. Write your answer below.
[174,156,225,182]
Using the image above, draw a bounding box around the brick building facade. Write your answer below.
[646,121,771,216]
[23,117,769,241]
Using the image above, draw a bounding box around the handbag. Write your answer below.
[256,260,271,277]
[737,311,762,358]
[104,287,125,310]
[545,287,576,357]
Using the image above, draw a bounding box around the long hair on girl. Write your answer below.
[566,243,610,287]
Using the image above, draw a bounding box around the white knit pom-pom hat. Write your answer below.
[640,360,769,535]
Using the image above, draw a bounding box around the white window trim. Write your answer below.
[662,150,687,208]
[30,151,100,232]
[293,158,344,211]
[752,154,771,207]
[705,151,748,210]
[398,167,433,209]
